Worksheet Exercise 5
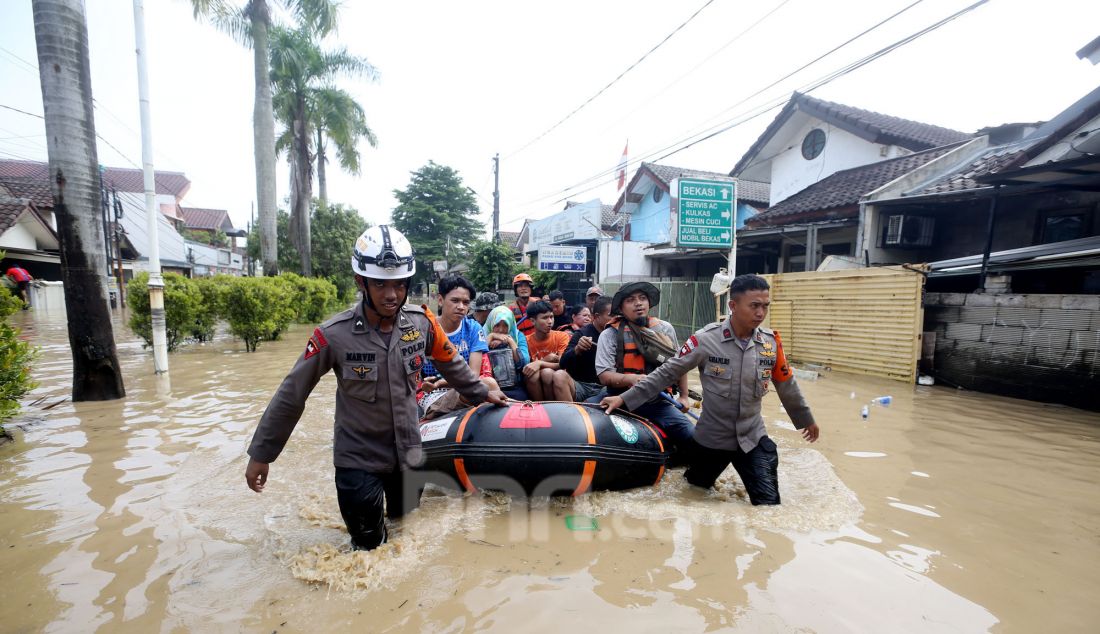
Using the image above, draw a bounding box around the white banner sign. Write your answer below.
[528,199,602,248]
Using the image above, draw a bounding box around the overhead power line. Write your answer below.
[502,0,989,219]
[504,0,717,160]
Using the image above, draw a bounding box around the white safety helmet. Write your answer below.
[351,225,416,279]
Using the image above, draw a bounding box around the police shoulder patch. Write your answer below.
[679,335,699,357]
[304,327,328,360]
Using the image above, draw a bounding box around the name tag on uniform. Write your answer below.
[342,363,377,380]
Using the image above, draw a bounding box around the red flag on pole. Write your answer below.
[616,141,629,192]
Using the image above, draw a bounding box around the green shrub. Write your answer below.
[222,277,296,352]
[193,275,235,342]
[127,272,206,351]
[0,267,36,428]
[279,272,340,324]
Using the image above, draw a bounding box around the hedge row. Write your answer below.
[0,283,36,428]
[128,272,341,352]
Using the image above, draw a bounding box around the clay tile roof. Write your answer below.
[916,146,1026,196]
[496,230,520,248]
[0,177,53,208]
[732,93,972,176]
[181,206,232,231]
[0,159,191,199]
[747,143,963,226]
[0,199,29,233]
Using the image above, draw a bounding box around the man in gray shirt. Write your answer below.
[602,274,819,505]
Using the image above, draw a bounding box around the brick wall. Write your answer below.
[924,292,1100,411]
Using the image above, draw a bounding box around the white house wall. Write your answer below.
[0,219,36,250]
[770,120,907,205]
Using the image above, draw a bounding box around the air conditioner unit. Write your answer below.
[884,214,934,247]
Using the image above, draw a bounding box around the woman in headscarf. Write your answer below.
[483,305,530,400]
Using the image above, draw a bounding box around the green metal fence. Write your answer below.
[599,281,720,342]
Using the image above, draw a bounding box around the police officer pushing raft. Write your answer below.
[602,274,820,505]
[245,225,508,550]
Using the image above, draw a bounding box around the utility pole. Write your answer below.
[133,0,168,373]
[492,153,500,242]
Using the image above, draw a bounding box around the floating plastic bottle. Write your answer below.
[871,396,893,407]
[861,405,869,420]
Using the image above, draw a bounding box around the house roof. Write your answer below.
[746,143,963,226]
[0,199,28,234]
[181,206,235,232]
[496,230,521,249]
[0,159,191,199]
[1001,84,1100,169]
[0,196,59,245]
[615,162,769,212]
[731,92,972,176]
[910,144,1027,196]
[0,177,54,208]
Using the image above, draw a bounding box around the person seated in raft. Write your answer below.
[560,295,613,403]
[601,274,820,505]
[594,282,694,450]
[556,304,591,333]
[483,305,531,401]
[548,290,570,330]
[523,300,574,401]
[470,291,502,326]
[418,275,500,419]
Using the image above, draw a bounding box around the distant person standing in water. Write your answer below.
[602,274,819,505]
[245,226,507,550]
[5,266,32,308]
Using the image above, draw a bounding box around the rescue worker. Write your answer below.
[595,282,693,444]
[245,225,508,550]
[509,273,536,337]
[601,274,820,505]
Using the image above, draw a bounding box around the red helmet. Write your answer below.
[512,273,533,287]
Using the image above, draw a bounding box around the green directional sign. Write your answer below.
[675,178,736,248]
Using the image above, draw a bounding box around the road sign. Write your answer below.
[432,260,448,272]
[673,177,736,248]
[538,246,588,272]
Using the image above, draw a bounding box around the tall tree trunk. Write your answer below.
[32,0,125,401]
[250,0,278,275]
[288,94,312,276]
[316,127,327,208]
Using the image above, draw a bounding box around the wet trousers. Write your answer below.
[684,436,781,505]
[334,467,424,550]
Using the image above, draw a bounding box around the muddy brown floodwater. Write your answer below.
[1,308,1098,633]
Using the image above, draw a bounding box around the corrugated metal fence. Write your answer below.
[763,267,926,382]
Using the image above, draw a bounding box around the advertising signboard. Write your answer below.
[672,177,737,248]
[538,245,588,272]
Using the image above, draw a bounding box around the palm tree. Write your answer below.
[270,26,377,275]
[314,86,378,208]
[190,0,338,276]
[31,0,125,400]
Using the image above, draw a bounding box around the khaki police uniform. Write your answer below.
[248,302,488,473]
[620,320,815,504]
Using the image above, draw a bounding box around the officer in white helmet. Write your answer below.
[245,225,508,550]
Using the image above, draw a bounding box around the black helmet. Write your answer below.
[611,281,660,314]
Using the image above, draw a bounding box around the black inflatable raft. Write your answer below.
[415,401,669,496]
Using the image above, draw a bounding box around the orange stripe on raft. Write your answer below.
[454,406,480,444]
[572,460,596,497]
[571,404,596,445]
[639,420,665,453]
[454,458,475,492]
[654,465,665,487]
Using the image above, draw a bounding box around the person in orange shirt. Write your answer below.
[522,300,573,400]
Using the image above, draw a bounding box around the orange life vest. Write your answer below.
[511,299,535,336]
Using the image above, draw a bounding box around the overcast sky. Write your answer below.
[1,0,1098,236]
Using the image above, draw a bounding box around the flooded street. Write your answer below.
[1,308,1098,633]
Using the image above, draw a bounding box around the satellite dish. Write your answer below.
[710,268,732,295]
